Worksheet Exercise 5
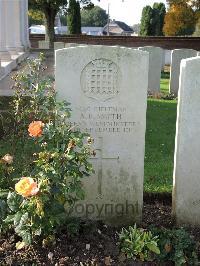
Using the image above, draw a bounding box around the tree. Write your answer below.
[28,9,44,26]
[81,6,108,27]
[167,0,200,10]
[163,3,196,36]
[60,15,67,26]
[152,3,166,36]
[140,3,166,36]
[29,0,68,47]
[67,0,81,34]
[140,6,153,36]
[29,0,93,47]
[76,1,81,33]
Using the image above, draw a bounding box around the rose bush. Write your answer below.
[3,54,94,245]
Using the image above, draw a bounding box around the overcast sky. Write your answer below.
[91,0,167,26]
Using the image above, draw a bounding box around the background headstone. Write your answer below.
[55,45,149,224]
[169,49,197,96]
[164,49,172,66]
[65,43,82,48]
[54,42,65,50]
[0,60,5,79]
[173,57,200,226]
[138,46,163,93]
[38,41,50,49]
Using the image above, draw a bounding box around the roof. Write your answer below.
[102,20,134,35]
[114,21,133,32]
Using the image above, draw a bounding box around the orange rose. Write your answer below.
[15,177,39,197]
[28,121,44,137]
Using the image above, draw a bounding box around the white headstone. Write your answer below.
[164,50,172,66]
[55,45,149,224]
[38,41,50,49]
[54,42,65,50]
[173,56,200,226]
[138,46,163,93]
[197,51,200,56]
[162,50,165,70]
[169,49,197,96]
[65,43,81,48]
[0,60,5,80]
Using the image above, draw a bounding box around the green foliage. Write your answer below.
[152,3,166,36]
[140,2,166,36]
[76,1,82,33]
[3,54,94,244]
[29,0,68,45]
[152,227,199,265]
[60,15,68,26]
[119,224,160,261]
[81,6,108,27]
[164,2,196,36]
[28,9,45,26]
[140,5,153,36]
[68,0,82,34]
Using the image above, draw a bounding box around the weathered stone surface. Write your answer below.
[54,42,65,50]
[0,60,5,79]
[164,49,172,66]
[138,46,163,92]
[173,57,200,226]
[65,43,82,48]
[169,49,197,96]
[55,45,149,224]
[38,41,50,49]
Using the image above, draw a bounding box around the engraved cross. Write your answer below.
[91,137,119,196]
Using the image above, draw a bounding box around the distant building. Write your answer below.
[81,27,103,36]
[29,25,45,34]
[29,25,103,36]
[103,20,134,36]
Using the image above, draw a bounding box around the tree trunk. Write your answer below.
[44,9,56,48]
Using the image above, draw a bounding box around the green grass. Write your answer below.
[144,98,177,193]
[160,71,170,95]
[0,75,177,193]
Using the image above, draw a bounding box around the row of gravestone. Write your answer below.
[40,41,199,97]
[53,42,200,96]
[55,45,200,226]
[139,46,200,97]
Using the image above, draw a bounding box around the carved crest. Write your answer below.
[81,59,120,101]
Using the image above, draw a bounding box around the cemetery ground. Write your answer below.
[1,69,200,265]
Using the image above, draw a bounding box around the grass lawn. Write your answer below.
[0,74,177,193]
[160,71,170,95]
[144,98,177,193]
[144,72,177,193]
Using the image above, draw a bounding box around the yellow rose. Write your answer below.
[15,177,39,197]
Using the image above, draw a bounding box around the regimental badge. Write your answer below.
[81,59,120,101]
